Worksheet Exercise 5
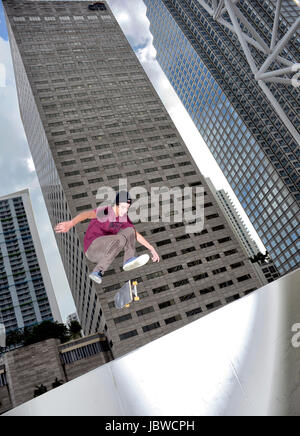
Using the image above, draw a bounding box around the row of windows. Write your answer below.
[13,15,110,23]
[118,286,257,340]
[114,283,248,325]
[105,267,253,306]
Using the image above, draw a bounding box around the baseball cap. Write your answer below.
[114,191,132,206]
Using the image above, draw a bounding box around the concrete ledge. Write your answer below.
[3,268,300,416]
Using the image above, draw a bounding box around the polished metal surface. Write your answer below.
[3,268,300,416]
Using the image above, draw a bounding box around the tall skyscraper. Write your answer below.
[206,177,281,285]
[0,189,61,333]
[206,178,262,259]
[144,0,300,276]
[3,0,261,358]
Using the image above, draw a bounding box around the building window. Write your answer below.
[179,292,195,302]
[186,307,202,317]
[193,272,209,281]
[173,279,189,288]
[113,314,132,324]
[219,280,234,289]
[237,274,251,282]
[199,286,215,295]
[119,330,138,341]
[225,294,240,303]
[158,299,175,309]
[164,314,182,325]
[152,284,169,295]
[136,306,154,317]
[142,322,160,333]
[212,266,227,275]
[224,248,238,256]
[187,259,202,267]
[230,261,244,269]
[206,301,222,310]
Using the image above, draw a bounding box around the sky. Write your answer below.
[0,0,265,323]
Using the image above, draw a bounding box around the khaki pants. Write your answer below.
[85,227,136,273]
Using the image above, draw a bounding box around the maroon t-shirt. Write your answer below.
[84,205,135,253]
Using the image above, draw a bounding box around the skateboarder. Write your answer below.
[54,191,160,284]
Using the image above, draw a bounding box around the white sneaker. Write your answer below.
[89,270,103,284]
[123,254,150,271]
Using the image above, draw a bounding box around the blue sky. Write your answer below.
[0,0,265,324]
[0,2,8,40]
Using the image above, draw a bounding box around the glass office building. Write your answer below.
[144,0,300,275]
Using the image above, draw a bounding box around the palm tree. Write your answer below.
[249,251,270,265]
[52,378,64,389]
[68,320,82,340]
[33,384,47,398]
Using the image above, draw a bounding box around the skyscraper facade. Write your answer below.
[271,0,300,26]
[4,0,261,357]
[0,189,61,333]
[206,177,281,285]
[144,0,300,276]
[205,178,262,259]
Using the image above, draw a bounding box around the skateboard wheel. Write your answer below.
[125,304,130,308]
[134,297,140,301]
[132,280,138,286]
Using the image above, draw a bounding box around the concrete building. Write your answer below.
[0,333,112,414]
[144,0,300,276]
[3,0,261,358]
[206,179,262,259]
[66,312,79,325]
[206,177,281,286]
[0,189,61,334]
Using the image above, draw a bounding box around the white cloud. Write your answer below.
[108,0,150,47]
[25,157,35,172]
[115,11,131,24]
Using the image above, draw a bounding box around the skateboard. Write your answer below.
[114,280,139,309]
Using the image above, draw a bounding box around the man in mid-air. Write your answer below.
[54,191,160,284]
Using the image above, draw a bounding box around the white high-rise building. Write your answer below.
[0,189,61,333]
[206,178,281,285]
[206,178,261,259]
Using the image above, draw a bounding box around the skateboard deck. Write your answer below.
[114,280,139,309]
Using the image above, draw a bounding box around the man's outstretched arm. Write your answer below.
[136,231,160,263]
[54,210,96,233]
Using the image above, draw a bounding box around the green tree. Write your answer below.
[5,329,24,348]
[4,321,71,350]
[68,320,82,340]
[33,384,47,398]
[23,321,70,346]
[52,378,64,389]
[249,251,270,265]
